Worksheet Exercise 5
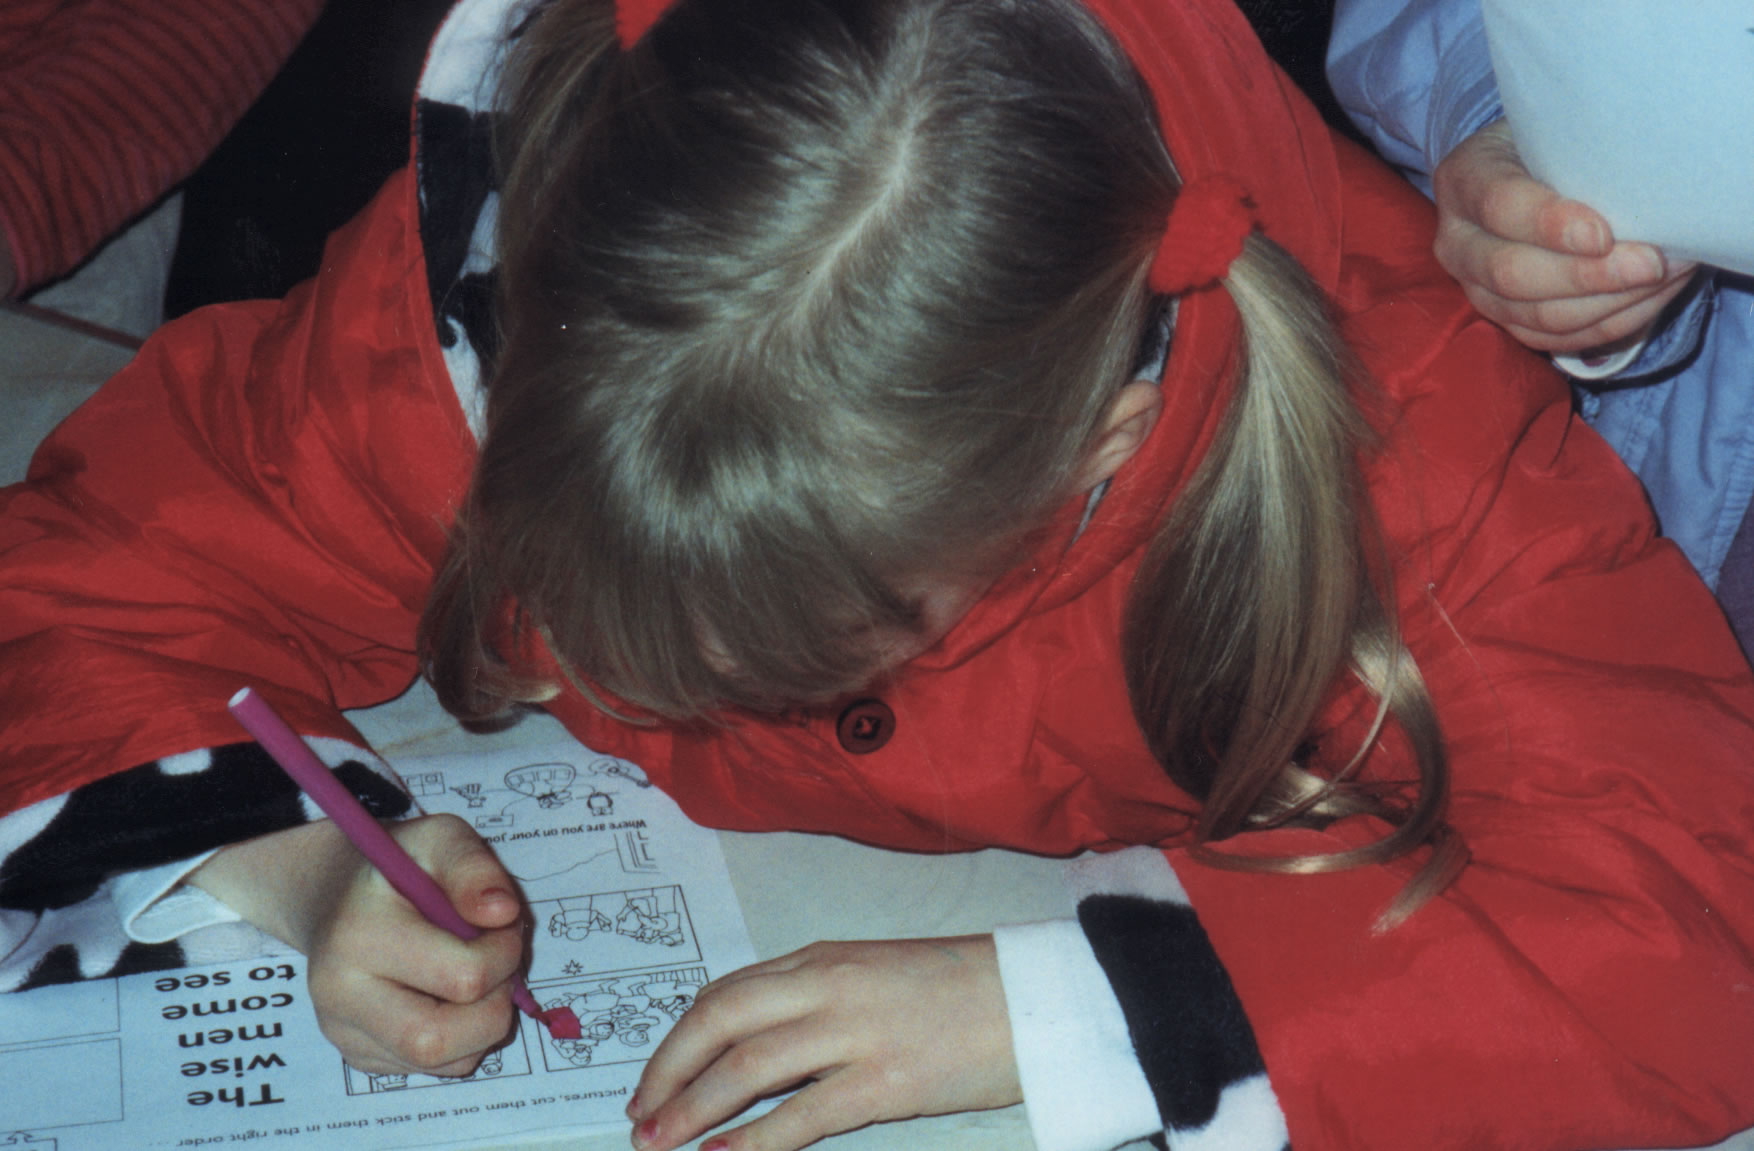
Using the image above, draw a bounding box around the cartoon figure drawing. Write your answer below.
[550,905,616,942]
[636,975,700,1022]
[543,973,701,1069]
[548,990,658,1067]
[451,781,489,808]
[586,791,614,816]
[404,770,447,798]
[542,888,688,952]
[584,755,651,789]
[616,896,684,946]
[506,762,576,809]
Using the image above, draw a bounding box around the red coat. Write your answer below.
[4,0,1753,1145]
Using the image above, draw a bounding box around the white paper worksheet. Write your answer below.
[0,740,756,1150]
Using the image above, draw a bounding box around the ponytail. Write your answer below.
[1125,234,1465,928]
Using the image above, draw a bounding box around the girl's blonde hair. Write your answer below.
[1125,237,1464,925]
[425,0,1170,715]
[420,0,1461,915]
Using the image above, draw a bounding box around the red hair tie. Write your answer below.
[616,0,675,49]
[1148,175,1257,295]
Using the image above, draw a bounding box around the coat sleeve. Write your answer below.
[995,857,1290,1151]
[0,162,477,819]
[0,738,412,990]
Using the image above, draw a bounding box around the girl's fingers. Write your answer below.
[1436,120,1618,258]
[1438,238,1697,350]
[388,983,519,1075]
[633,965,826,1118]
[694,1066,912,1151]
[305,820,528,1079]
[631,938,1018,1151]
[1474,177,1614,261]
[315,963,518,1076]
[1428,118,1693,353]
[332,885,526,1004]
[403,926,527,1005]
[634,1020,844,1151]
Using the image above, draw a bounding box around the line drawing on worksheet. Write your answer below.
[343,1032,535,1097]
[403,754,653,839]
[537,966,710,1072]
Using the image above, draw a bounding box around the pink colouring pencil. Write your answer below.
[227,687,581,1040]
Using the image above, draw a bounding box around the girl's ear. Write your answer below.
[1075,379,1163,489]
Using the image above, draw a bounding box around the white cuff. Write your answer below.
[993,918,1161,1151]
[113,853,239,943]
[1554,339,1647,380]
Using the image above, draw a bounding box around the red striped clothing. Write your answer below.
[0,0,323,294]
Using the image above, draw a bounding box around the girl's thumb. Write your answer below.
[432,825,523,931]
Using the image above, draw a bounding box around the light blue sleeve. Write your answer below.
[1326,0,1505,193]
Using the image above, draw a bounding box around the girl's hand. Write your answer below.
[627,937,1021,1151]
[188,813,526,1077]
[1431,119,1696,354]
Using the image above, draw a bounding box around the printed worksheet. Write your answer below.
[0,741,756,1149]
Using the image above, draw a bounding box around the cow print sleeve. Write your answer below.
[993,847,1290,1151]
[0,740,410,990]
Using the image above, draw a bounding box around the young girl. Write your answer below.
[3,0,1753,1149]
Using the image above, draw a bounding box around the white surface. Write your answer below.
[0,304,132,484]
[1483,0,1754,275]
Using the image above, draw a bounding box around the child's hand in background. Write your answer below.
[626,936,1021,1151]
[188,813,526,1077]
[1431,119,1695,354]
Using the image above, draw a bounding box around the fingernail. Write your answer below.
[1610,246,1664,284]
[1564,218,1606,255]
[632,1118,658,1148]
[625,1091,641,1119]
[701,1139,729,1151]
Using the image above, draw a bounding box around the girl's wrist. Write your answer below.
[184,819,364,954]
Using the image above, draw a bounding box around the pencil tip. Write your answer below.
[541,1006,582,1040]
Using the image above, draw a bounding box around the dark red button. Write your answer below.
[836,698,895,754]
